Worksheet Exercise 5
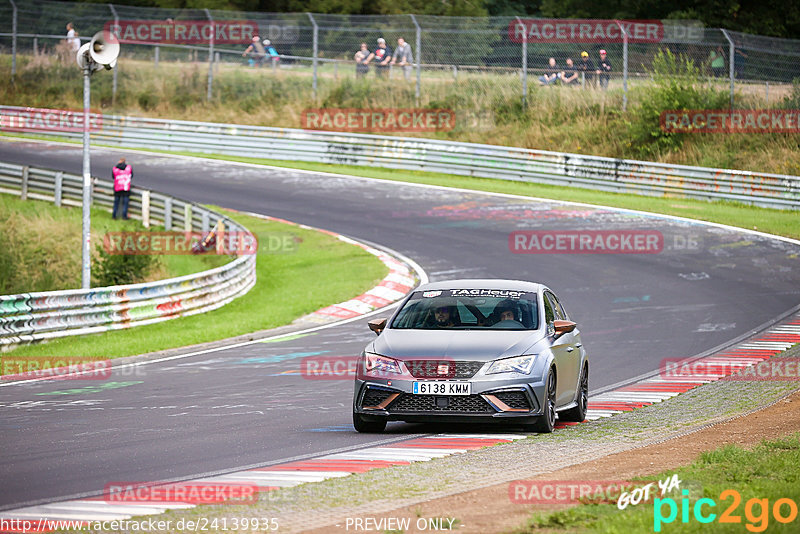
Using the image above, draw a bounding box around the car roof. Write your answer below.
[415,279,545,293]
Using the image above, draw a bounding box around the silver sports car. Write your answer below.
[352,279,589,433]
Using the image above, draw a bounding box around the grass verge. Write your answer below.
[0,192,228,294]
[516,432,800,533]
[2,206,388,360]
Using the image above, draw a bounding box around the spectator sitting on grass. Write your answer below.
[539,57,559,85]
[560,58,578,85]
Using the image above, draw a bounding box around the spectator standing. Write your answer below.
[66,22,80,52]
[354,42,370,78]
[577,51,594,86]
[366,38,392,78]
[242,36,267,67]
[263,39,280,67]
[112,158,132,220]
[560,58,578,85]
[539,57,559,85]
[596,49,612,89]
[391,37,414,80]
[710,46,725,77]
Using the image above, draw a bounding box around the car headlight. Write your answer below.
[364,352,402,376]
[485,355,537,375]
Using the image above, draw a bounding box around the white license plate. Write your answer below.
[412,381,471,395]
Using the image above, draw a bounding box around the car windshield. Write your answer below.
[391,289,539,330]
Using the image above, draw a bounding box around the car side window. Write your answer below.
[549,292,569,321]
[544,291,564,321]
[543,292,555,324]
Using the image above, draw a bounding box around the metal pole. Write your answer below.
[81,66,92,288]
[721,29,735,110]
[516,17,527,108]
[10,0,17,79]
[410,14,421,104]
[307,13,318,101]
[154,46,159,68]
[616,20,629,112]
[109,4,119,102]
[205,8,214,101]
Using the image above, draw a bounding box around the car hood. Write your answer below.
[370,329,544,361]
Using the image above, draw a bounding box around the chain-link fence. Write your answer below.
[1,0,799,112]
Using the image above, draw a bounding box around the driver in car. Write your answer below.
[490,299,518,325]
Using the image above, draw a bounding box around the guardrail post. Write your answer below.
[108,4,119,102]
[33,36,38,55]
[765,81,769,103]
[410,14,421,104]
[164,196,172,230]
[154,46,159,68]
[142,190,150,228]
[516,16,527,109]
[202,210,210,233]
[307,13,318,101]
[184,203,192,232]
[54,171,63,207]
[20,165,28,200]
[205,8,214,101]
[9,0,17,80]
[721,29,735,109]
[615,20,629,111]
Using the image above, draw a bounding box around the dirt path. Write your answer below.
[309,389,800,534]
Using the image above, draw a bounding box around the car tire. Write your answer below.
[531,369,556,433]
[353,411,387,433]
[560,363,588,423]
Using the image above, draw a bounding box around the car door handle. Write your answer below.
[566,346,575,352]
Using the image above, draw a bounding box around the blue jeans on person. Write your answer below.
[113,192,129,219]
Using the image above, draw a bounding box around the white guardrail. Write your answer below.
[2,105,798,209]
[0,160,256,347]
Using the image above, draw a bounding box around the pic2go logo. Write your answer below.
[654,489,798,532]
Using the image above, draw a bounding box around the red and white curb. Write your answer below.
[2,317,797,527]
[585,315,800,420]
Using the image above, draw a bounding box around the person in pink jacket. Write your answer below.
[112,157,132,220]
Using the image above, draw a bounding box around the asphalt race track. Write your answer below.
[1,140,799,509]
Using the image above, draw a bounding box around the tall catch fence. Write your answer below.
[1,0,798,110]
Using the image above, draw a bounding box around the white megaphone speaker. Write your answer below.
[76,31,120,72]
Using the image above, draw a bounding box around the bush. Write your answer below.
[92,242,157,287]
[627,49,729,158]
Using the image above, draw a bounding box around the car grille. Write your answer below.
[388,394,495,413]
[361,387,394,408]
[492,391,531,410]
[404,360,485,379]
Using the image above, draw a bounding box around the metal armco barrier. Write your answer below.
[0,160,256,347]
[2,106,798,209]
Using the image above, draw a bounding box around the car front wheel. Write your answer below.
[560,363,588,423]
[353,411,387,433]
[532,370,556,433]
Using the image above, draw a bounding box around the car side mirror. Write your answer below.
[553,319,576,337]
[368,318,387,335]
